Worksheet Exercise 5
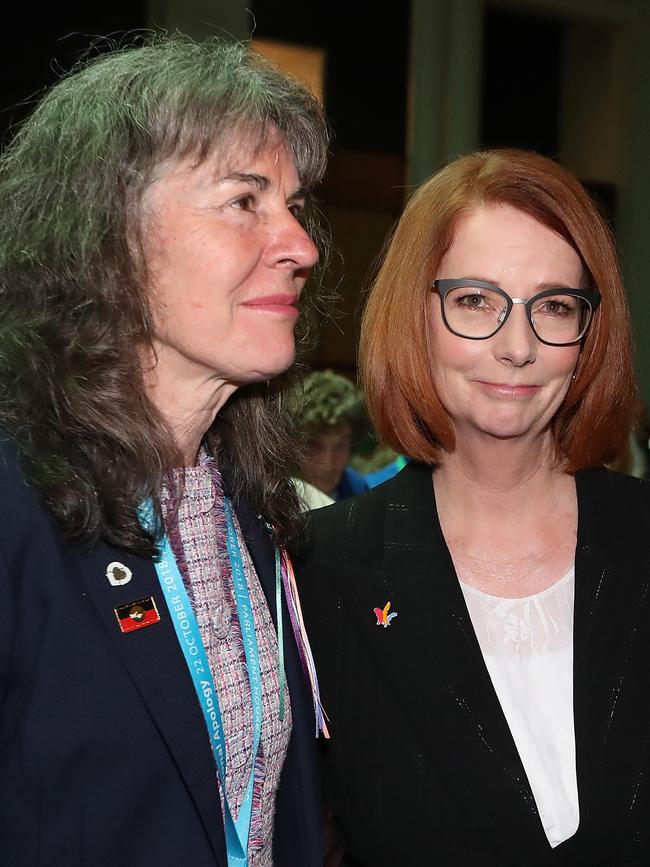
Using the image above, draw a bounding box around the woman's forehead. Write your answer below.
[147,124,293,187]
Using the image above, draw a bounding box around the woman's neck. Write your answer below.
[435,428,560,504]
[433,430,577,597]
[140,346,238,466]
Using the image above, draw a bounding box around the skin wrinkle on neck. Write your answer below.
[434,453,578,598]
[140,344,236,466]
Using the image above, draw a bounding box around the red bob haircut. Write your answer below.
[360,148,636,470]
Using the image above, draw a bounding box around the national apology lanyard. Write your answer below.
[140,498,263,867]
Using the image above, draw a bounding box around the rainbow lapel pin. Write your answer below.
[374,601,398,628]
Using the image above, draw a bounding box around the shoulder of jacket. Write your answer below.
[578,465,650,500]
[306,476,397,567]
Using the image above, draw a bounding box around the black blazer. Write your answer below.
[0,441,323,867]
[298,461,650,866]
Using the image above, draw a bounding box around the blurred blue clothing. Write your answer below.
[364,455,409,488]
[334,466,370,500]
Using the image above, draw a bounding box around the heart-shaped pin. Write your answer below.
[106,561,133,587]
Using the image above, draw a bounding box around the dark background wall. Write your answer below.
[0,4,147,144]
[251,2,410,157]
[0,1,637,382]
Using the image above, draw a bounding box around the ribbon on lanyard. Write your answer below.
[140,498,263,867]
[277,548,329,739]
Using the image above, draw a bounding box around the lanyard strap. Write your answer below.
[274,545,286,721]
[142,498,263,867]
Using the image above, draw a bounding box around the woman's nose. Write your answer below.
[268,212,319,271]
[492,303,537,367]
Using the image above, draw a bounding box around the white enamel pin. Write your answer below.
[106,561,133,587]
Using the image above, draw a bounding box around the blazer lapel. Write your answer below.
[324,462,554,865]
[75,539,226,866]
[558,470,650,861]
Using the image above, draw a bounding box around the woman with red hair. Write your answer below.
[299,149,650,864]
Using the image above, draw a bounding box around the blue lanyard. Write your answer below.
[141,498,263,867]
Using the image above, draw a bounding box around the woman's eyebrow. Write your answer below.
[289,185,309,201]
[216,173,308,201]
[450,275,500,285]
[535,281,583,291]
[218,171,268,188]
[450,277,582,291]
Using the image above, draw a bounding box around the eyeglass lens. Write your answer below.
[442,285,592,344]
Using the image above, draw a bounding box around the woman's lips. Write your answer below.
[242,293,299,315]
[475,381,540,398]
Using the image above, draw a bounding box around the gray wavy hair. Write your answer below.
[0,34,331,554]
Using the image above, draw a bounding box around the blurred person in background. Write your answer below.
[291,368,370,502]
[607,400,650,479]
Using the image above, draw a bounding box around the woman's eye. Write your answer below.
[288,202,306,220]
[232,194,256,212]
[458,293,487,309]
[538,299,574,317]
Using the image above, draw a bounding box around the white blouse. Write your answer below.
[459,568,579,847]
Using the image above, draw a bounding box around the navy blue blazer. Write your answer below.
[298,461,650,865]
[0,441,323,866]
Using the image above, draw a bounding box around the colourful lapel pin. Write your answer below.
[374,601,398,628]
[115,596,161,633]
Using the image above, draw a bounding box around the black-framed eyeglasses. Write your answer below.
[431,278,601,346]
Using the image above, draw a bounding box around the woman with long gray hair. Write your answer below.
[0,35,329,866]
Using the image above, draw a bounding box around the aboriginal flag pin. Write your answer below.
[115,596,161,634]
